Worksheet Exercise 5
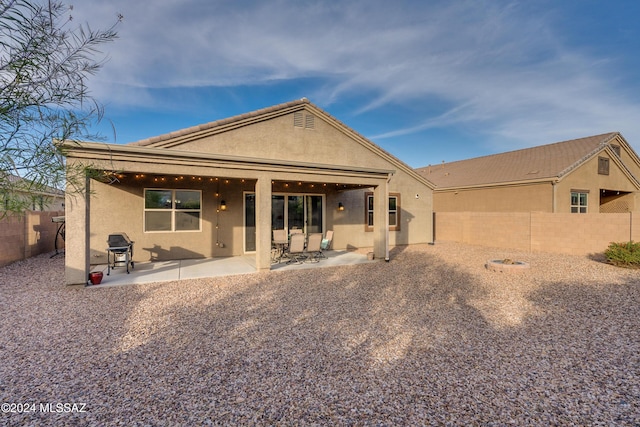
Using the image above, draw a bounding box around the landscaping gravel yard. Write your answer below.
[0,242,639,426]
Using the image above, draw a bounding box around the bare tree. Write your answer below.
[0,0,120,215]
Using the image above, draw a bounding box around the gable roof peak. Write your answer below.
[130,99,311,147]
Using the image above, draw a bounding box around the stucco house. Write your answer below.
[61,99,434,285]
[415,132,640,214]
[1,174,65,212]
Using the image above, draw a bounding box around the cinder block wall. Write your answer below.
[435,212,530,251]
[435,212,638,255]
[0,214,25,267]
[0,211,65,267]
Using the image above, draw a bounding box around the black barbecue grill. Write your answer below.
[107,233,134,275]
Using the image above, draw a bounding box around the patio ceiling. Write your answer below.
[98,172,371,192]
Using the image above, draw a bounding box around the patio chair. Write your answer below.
[272,229,288,263]
[286,232,306,264]
[289,228,303,235]
[319,230,333,259]
[305,233,323,262]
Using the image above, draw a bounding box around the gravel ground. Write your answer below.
[0,242,639,426]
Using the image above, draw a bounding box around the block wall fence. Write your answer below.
[0,211,65,267]
[434,212,640,255]
[2,210,637,266]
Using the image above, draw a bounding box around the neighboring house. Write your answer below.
[415,132,640,214]
[0,174,65,267]
[61,99,434,285]
[1,174,65,212]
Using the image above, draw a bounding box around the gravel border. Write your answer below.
[0,242,638,425]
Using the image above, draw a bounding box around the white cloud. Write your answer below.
[74,0,640,151]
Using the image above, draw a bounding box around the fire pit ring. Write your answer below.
[485,259,530,273]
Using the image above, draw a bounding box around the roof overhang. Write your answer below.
[434,177,559,192]
[61,140,396,185]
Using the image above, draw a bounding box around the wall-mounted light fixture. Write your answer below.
[220,200,227,211]
[338,202,345,211]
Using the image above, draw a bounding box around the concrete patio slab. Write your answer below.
[88,250,375,287]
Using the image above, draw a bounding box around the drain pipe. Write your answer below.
[385,172,393,262]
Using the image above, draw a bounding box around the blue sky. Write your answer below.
[78,0,640,168]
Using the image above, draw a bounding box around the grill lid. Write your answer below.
[108,233,132,247]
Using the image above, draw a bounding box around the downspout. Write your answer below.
[552,180,558,213]
[385,172,393,262]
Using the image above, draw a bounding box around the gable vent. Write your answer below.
[305,114,315,129]
[610,144,621,157]
[294,111,303,127]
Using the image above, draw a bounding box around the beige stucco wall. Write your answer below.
[332,172,433,250]
[174,112,390,169]
[88,178,260,263]
[434,183,552,212]
[87,169,433,264]
[157,109,433,250]
[555,153,639,213]
[63,106,434,284]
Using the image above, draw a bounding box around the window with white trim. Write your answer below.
[570,191,588,213]
[365,192,401,231]
[144,189,201,232]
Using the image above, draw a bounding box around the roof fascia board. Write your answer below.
[604,145,640,189]
[434,177,557,192]
[612,133,640,171]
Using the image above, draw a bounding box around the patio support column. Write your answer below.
[373,178,389,260]
[65,167,90,285]
[255,174,272,271]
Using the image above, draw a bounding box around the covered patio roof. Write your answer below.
[61,140,396,184]
[62,140,396,285]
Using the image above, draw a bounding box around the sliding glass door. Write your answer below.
[306,195,323,234]
[244,193,325,253]
[288,196,305,231]
[280,194,323,234]
[244,193,256,252]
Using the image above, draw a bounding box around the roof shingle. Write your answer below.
[415,133,619,188]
